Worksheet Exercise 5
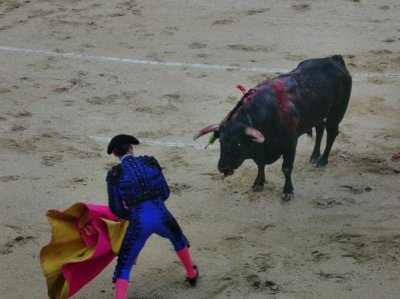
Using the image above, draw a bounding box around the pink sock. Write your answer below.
[176,247,197,278]
[115,279,129,299]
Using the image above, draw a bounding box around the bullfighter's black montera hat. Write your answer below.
[107,134,140,154]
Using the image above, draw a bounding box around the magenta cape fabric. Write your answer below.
[40,203,128,298]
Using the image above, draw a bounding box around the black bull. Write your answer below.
[194,55,352,201]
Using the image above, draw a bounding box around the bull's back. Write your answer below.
[294,55,351,93]
[231,56,351,135]
[290,55,352,131]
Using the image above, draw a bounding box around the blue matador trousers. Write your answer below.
[113,199,189,281]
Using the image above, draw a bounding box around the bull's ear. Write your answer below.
[245,127,265,143]
[193,124,220,141]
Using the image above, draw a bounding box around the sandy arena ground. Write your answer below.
[1,1,399,298]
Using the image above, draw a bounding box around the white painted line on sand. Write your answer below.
[1,45,399,79]
[89,136,218,150]
[0,127,216,149]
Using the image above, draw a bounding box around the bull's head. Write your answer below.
[194,122,265,177]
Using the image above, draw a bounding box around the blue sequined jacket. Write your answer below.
[106,155,170,220]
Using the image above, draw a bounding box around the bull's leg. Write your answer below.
[252,164,265,192]
[317,122,339,167]
[317,79,351,167]
[281,139,297,201]
[310,121,325,165]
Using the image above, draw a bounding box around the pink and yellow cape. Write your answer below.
[40,203,129,299]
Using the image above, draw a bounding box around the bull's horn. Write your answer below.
[193,124,220,141]
[245,127,265,143]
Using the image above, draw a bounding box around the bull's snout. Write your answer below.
[218,164,235,178]
[218,166,229,173]
[217,160,228,173]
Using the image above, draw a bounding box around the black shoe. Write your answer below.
[186,265,199,286]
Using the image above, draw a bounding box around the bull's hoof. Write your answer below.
[252,184,264,192]
[316,159,328,167]
[282,192,294,201]
[310,155,320,165]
